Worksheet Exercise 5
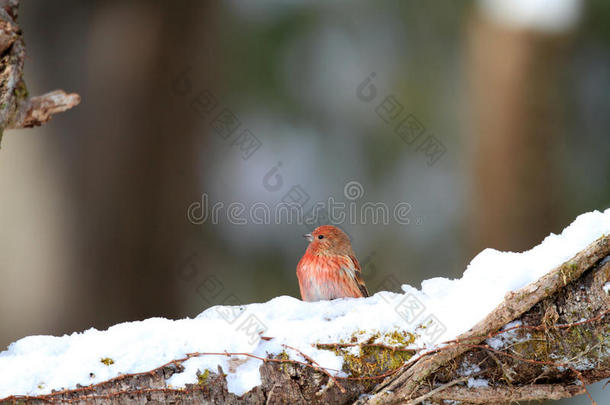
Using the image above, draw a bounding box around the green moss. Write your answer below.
[338,344,413,378]
[385,330,416,346]
[197,369,211,386]
[512,330,550,361]
[510,323,608,367]
[276,350,290,360]
[13,80,28,100]
[320,329,416,379]
[100,357,114,366]
[558,262,580,286]
[564,325,596,354]
[276,350,291,373]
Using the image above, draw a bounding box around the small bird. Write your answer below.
[296,225,369,301]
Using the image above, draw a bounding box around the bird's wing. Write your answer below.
[348,254,370,297]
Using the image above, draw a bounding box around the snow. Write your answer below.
[1,208,609,399]
[458,362,481,377]
[603,282,610,295]
[486,320,524,350]
[467,378,489,388]
[479,0,583,33]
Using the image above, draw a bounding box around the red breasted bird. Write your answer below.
[296,225,369,301]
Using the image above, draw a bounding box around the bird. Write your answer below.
[296,225,369,301]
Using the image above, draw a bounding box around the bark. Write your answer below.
[0,0,79,146]
[359,234,610,405]
[2,235,608,405]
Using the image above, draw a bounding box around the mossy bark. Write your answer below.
[360,235,610,405]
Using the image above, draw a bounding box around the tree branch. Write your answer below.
[2,236,608,405]
[7,90,81,129]
[0,0,79,145]
[360,235,610,404]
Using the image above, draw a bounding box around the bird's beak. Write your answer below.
[303,233,313,242]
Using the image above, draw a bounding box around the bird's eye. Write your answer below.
[318,235,324,239]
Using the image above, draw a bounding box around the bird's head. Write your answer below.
[303,225,353,256]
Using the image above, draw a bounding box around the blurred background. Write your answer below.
[0,0,608,402]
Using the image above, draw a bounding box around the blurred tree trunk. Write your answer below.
[0,0,218,347]
[66,1,218,331]
[467,11,572,253]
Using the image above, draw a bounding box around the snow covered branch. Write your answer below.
[360,234,610,404]
[0,0,79,145]
[0,210,609,405]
